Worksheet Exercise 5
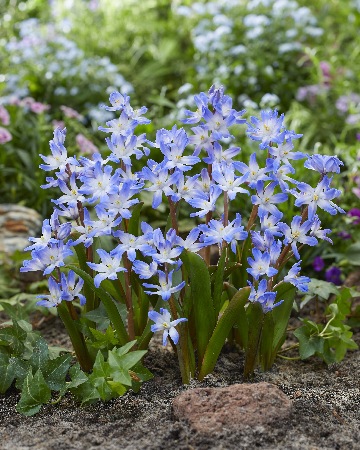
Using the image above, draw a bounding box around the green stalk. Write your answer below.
[243,302,264,379]
[168,295,192,384]
[57,302,93,372]
[198,287,250,380]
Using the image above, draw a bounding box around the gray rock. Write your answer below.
[172,382,292,433]
[0,204,42,254]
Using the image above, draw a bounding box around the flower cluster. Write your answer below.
[0,105,12,144]
[175,0,323,111]
[3,18,131,119]
[22,85,345,347]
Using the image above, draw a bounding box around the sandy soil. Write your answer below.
[0,314,359,450]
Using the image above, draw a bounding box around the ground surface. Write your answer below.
[0,316,359,450]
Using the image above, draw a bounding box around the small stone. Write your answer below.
[173,382,292,434]
[0,204,42,254]
[295,390,302,398]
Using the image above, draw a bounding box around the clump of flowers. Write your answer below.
[175,0,323,110]
[22,85,344,389]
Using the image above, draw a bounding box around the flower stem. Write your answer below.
[123,254,136,340]
[57,301,93,372]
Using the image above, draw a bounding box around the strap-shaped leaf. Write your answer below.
[272,282,296,352]
[128,202,144,236]
[259,282,296,370]
[244,302,264,379]
[212,250,226,318]
[73,243,96,313]
[199,287,250,380]
[67,265,130,346]
[181,251,215,364]
[224,283,249,349]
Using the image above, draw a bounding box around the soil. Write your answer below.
[0,312,359,450]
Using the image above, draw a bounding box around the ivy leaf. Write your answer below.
[307,279,339,300]
[106,381,127,396]
[114,340,137,356]
[107,351,132,386]
[83,303,110,331]
[0,354,16,394]
[13,357,30,389]
[88,351,113,401]
[89,325,119,349]
[113,349,147,370]
[29,337,50,371]
[0,321,26,355]
[43,354,72,391]
[293,326,324,359]
[71,380,101,405]
[61,363,88,394]
[16,369,51,416]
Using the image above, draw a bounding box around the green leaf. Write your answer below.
[43,354,72,391]
[89,352,113,401]
[67,265,130,346]
[244,302,264,379]
[259,312,275,371]
[16,369,51,416]
[271,283,296,354]
[71,380,101,405]
[294,326,324,360]
[114,340,137,356]
[89,326,118,349]
[108,351,132,386]
[106,381,127,396]
[212,250,226,318]
[305,278,340,300]
[13,357,30,389]
[199,287,250,380]
[83,303,110,330]
[67,364,88,390]
[113,349,147,370]
[128,202,144,236]
[29,337,50,371]
[345,242,360,266]
[224,283,248,349]
[0,354,16,393]
[0,321,27,355]
[181,251,215,364]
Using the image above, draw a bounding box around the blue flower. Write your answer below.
[284,261,311,292]
[188,185,222,218]
[235,153,272,188]
[102,91,130,112]
[143,270,185,301]
[304,154,343,174]
[290,176,345,219]
[247,110,284,149]
[87,249,127,288]
[212,164,249,200]
[36,277,63,308]
[199,214,247,251]
[148,308,187,346]
[202,142,241,167]
[278,215,318,259]
[60,270,86,305]
[79,161,119,203]
[248,279,283,313]
[269,139,306,166]
[182,92,208,124]
[251,181,288,218]
[247,248,278,280]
